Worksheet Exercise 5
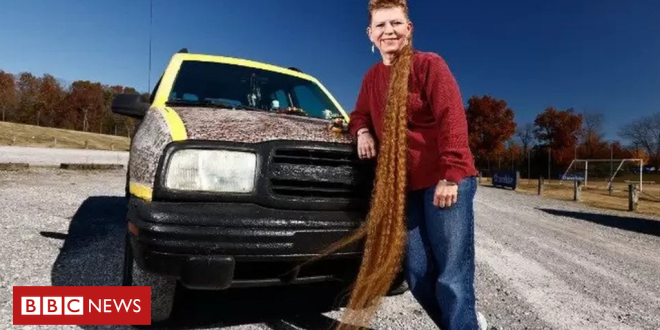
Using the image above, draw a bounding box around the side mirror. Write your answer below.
[111,93,149,119]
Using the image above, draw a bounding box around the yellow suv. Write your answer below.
[111,48,407,323]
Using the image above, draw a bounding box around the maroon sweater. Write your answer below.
[348,50,478,191]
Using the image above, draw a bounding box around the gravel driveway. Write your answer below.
[1,168,659,329]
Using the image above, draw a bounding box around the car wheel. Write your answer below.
[122,232,177,323]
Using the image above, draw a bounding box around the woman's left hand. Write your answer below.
[433,180,458,208]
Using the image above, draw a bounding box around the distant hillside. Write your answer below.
[0,121,130,151]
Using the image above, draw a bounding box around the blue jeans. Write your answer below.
[404,176,479,330]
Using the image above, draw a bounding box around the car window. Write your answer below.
[292,85,333,119]
[166,60,343,120]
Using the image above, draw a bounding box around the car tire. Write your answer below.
[122,232,177,323]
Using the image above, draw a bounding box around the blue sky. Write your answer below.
[1,0,659,142]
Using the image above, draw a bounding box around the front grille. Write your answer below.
[268,146,373,201]
[272,148,356,166]
[270,179,361,198]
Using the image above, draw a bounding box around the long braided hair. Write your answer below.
[309,1,415,328]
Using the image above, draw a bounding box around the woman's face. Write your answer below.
[368,7,413,55]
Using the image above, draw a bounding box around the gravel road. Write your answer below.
[1,168,659,329]
[0,146,128,166]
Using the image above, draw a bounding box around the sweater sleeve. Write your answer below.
[422,54,473,183]
[347,73,372,138]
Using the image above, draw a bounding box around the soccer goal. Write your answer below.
[559,158,645,191]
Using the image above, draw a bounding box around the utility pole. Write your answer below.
[548,147,551,181]
[511,143,514,170]
[610,142,613,178]
[527,149,531,180]
[148,0,153,92]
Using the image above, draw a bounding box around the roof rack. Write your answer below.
[287,67,303,73]
[177,48,188,54]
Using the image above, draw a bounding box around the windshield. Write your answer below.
[165,60,343,120]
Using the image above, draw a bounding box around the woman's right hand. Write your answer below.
[357,129,377,159]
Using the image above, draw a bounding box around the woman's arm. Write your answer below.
[423,54,473,184]
[347,74,373,138]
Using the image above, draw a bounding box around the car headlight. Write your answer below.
[164,149,257,193]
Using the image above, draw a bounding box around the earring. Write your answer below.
[371,43,375,53]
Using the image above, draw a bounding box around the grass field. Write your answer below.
[480,173,660,217]
[0,121,131,151]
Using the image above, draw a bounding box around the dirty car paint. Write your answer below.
[128,106,357,196]
[129,108,174,191]
[174,107,354,144]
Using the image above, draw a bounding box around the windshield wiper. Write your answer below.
[166,98,264,111]
[233,104,265,111]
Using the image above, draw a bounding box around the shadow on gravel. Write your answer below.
[48,196,127,288]
[47,196,363,330]
[160,284,360,330]
[537,208,660,237]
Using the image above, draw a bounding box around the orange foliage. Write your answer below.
[534,107,582,166]
[508,142,523,161]
[466,95,517,165]
[629,147,651,164]
[0,70,17,121]
[0,70,144,137]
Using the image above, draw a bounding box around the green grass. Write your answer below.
[0,121,130,151]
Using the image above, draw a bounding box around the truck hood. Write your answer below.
[172,107,354,144]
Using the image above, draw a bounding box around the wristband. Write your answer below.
[357,129,370,137]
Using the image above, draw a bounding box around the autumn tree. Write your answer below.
[16,72,41,125]
[0,67,143,137]
[609,141,633,160]
[100,85,139,134]
[99,86,116,134]
[578,111,609,159]
[579,133,612,159]
[534,107,583,166]
[501,138,522,170]
[466,95,517,169]
[618,112,660,166]
[0,71,17,122]
[36,74,65,127]
[627,144,651,165]
[64,80,105,132]
[102,85,141,137]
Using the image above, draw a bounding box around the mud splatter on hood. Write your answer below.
[172,107,355,144]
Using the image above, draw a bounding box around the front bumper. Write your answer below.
[127,197,365,290]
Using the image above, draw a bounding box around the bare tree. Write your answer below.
[581,111,605,157]
[583,112,604,139]
[618,112,660,166]
[516,122,535,157]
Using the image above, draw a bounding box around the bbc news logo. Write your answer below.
[21,296,141,315]
[13,286,151,325]
[21,296,84,315]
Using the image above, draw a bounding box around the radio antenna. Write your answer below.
[147,0,153,92]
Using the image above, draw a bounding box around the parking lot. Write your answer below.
[2,166,660,329]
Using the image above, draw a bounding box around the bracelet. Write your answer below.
[357,129,370,136]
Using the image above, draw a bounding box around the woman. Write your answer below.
[332,0,487,329]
